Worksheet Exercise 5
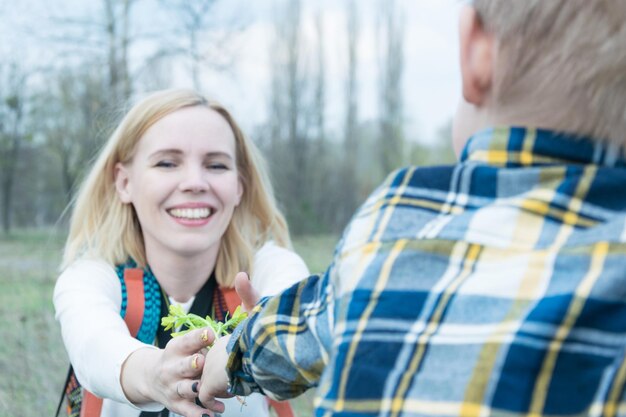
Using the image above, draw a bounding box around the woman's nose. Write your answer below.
[178,165,210,193]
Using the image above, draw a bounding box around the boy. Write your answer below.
[199,1,626,416]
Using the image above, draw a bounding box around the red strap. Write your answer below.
[123,268,145,337]
[220,287,242,314]
[79,391,103,417]
[268,399,296,417]
[77,268,146,417]
[219,286,295,417]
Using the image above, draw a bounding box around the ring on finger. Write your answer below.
[176,382,184,398]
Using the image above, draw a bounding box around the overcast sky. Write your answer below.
[202,0,462,144]
[1,0,462,144]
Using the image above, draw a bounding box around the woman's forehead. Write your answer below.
[135,106,236,156]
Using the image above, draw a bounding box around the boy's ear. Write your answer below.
[459,5,495,106]
[114,162,133,204]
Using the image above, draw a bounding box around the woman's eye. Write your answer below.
[155,160,176,168]
[207,163,228,170]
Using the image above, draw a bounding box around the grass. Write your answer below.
[0,229,337,417]
[0,230,67,417]
[291,233,339,275]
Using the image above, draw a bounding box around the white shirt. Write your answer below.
[54,241,309,417]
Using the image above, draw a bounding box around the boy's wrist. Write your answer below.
[225,323,263,396]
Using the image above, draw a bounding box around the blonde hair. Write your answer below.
[62,89,291,287]
[473,0,626,147]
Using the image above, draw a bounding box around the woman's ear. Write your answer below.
[114,162,132,204]
[459,5,495,106]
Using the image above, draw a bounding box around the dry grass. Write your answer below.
[0,230,67,417]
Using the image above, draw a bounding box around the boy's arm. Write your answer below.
[226,271,334,400]
[218,179,381,400]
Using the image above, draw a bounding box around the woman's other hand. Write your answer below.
[121,327,225,416]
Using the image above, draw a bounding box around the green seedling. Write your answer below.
[161,304,248,338]
[161,304,250,408]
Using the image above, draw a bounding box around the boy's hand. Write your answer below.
[198,335,233,405]
[234,272,260,312]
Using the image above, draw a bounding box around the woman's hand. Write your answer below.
[198,335,233,406]
[121,327,226,416]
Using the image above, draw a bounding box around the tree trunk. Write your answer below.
[2,103,23,234]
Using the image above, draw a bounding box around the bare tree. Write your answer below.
[38,0,137,106]
[0,64,28,234]
[337,0,361,227]
[103,0,135,103]
[285,1,304,160]
[157,0,243,90]
[377,0,406,174]
[32,66,109,203]
[345,0,359,161]
[313,13,326,144]
[264,0,331,234]
[137,54,174,92]
[309,12,340,231]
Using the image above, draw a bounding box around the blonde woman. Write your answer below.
[54,89,309,417]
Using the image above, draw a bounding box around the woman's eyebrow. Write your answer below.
[203,151,234,160]
[147,149,183,159]
[147,149,235,159]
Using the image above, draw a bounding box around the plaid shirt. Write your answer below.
[227,127,626,417]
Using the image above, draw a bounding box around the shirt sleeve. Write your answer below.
[53,259,162,411]
[251,241,310,297]
[226,269,334,400]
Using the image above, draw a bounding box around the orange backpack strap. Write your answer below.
[122,268,146,337]
[79,393,103,417]
[77,268,146,417]
[219,285,295,417]
[220,286,242,313]
[267,399,296,417]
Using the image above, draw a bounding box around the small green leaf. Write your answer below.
[161,302,248,346]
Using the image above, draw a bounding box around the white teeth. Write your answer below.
[168,208,212,219]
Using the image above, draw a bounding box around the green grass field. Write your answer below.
[0,230,338,417]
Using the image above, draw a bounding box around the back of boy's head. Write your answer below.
[473,0,626,148]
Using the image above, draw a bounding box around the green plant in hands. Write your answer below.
[162,304,250,407]
[161,304,248,338]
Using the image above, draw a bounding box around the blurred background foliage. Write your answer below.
[0,0,455,237]
[0,0,456,415]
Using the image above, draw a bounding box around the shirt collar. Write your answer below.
[460,126,626,168]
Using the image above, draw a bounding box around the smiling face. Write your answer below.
[114,105,243,264]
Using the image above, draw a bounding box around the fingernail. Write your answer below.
[201,329,209,342]
[246,272,250,280]
[192,381,198,393]
[192,354,200,369]
[202,414,210,417]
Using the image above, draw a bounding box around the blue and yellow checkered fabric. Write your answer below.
[227,127,626,417]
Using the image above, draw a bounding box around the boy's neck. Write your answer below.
[454,97,578,156]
